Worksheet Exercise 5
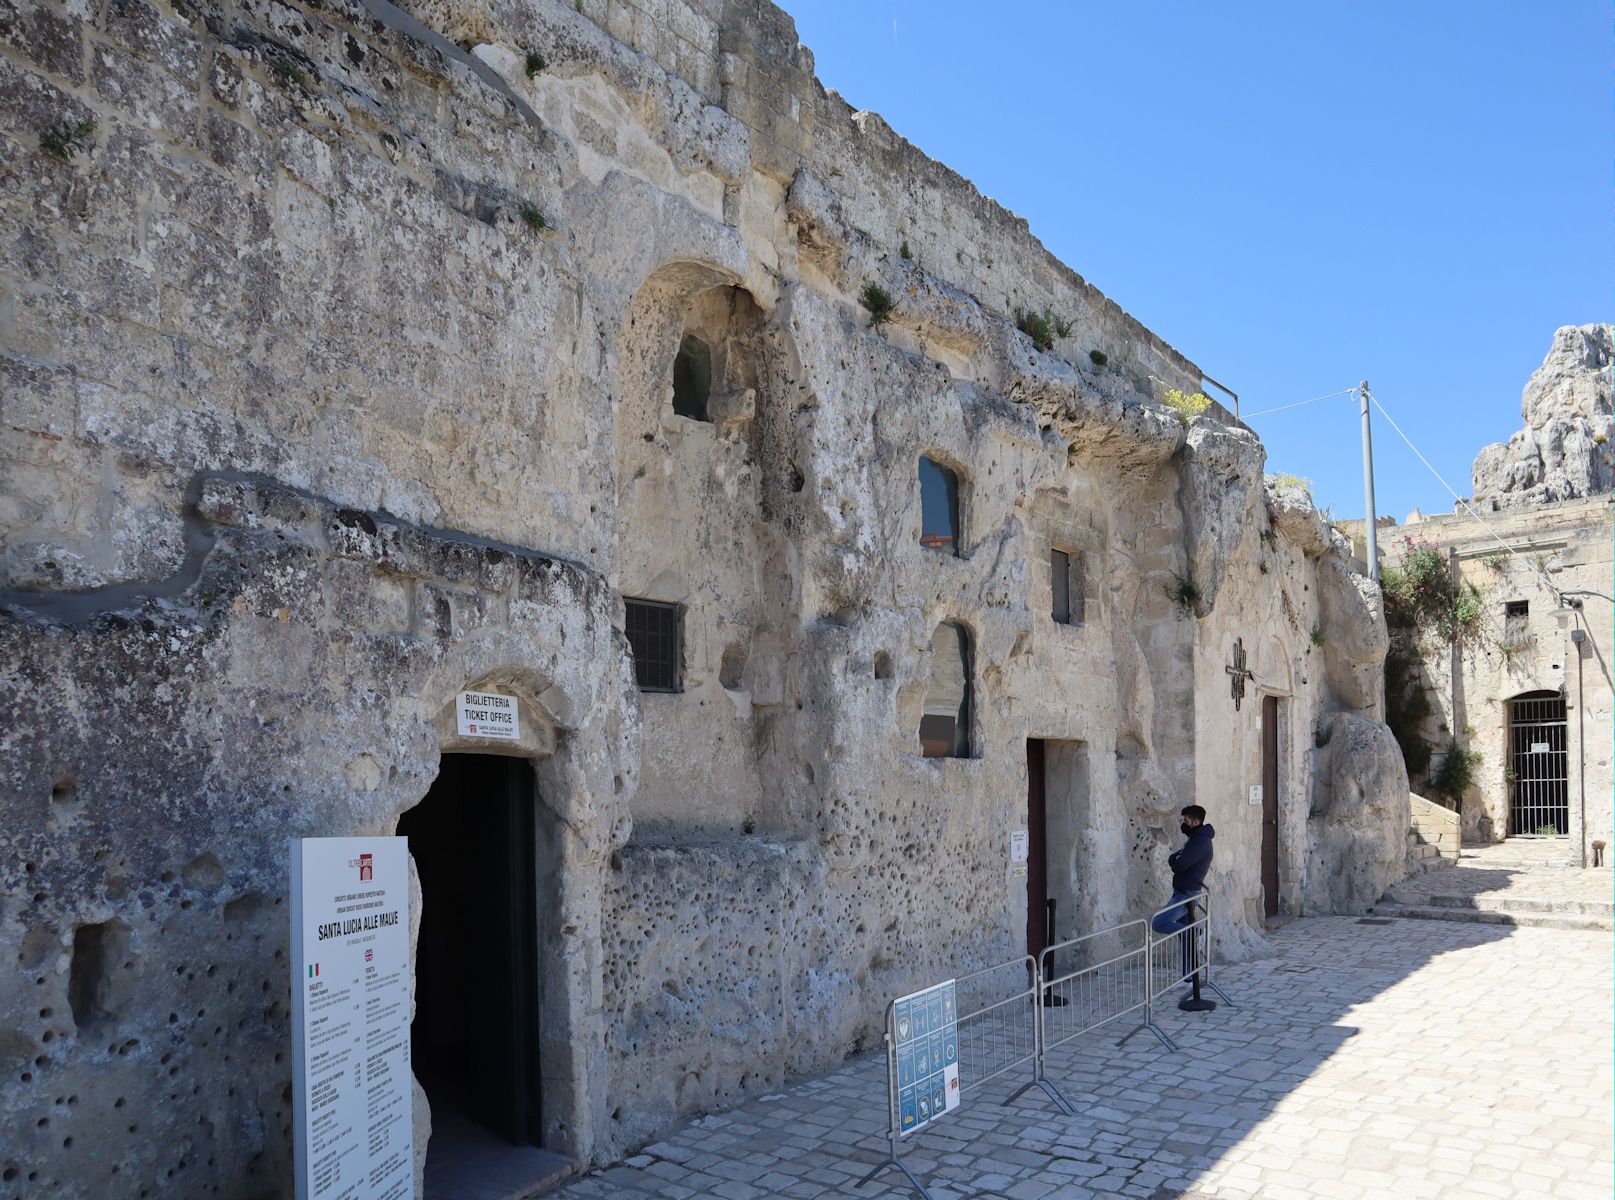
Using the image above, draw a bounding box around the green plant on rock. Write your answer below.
[1014,307,1056,352]
[1482,551,1509,572]
[1429,742,1480,804]
[525,51,547,77]
[1535,824,1559,836]
[1268,472,1313,493]
[1089,349,1107,368]
[898,239,912,261]
[1160,387,1212,426]
[859,282,895,327]
[271,58,309,87]
[519,205,548,233]
[1167,572,1200,615]
[40,118,95,161]
[1380,537,1485,643]
[1310,625,1326,647]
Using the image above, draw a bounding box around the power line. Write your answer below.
[1366,391,1562,596]
[1242,387,1357,419]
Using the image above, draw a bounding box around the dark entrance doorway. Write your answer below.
[400,753,542,1147]
[1507,690,1569,835]
[1260,696,1280,918]
[1026,739,1050,962]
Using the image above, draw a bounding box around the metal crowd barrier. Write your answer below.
[1144,891,1234,1044]
[862,893,1237,1198]
[859,955,1073,1198]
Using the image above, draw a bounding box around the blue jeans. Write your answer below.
[1152,891,1203,978]
[1151,891,1199,935]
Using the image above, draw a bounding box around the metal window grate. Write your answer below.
[625,599,681,692]
[1508,690,1567,836]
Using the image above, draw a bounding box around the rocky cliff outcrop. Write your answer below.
[1471,324,1614,509]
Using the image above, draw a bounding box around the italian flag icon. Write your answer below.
[307,963,319,978]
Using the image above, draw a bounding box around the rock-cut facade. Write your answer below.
[0,1,1409,1195]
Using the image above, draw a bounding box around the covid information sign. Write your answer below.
[291,837,413,1200]
[893,979,960,1135]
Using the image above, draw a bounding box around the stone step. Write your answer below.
[1404,855,1456,876]
[1414,893,1615,918]
[1373,899,1613,932]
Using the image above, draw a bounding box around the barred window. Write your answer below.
[625,599,681,692]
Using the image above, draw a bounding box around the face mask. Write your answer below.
[1180,822,1196,836]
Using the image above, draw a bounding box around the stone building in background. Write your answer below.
[0,2,1407,1196]
[1350,324,1613,861]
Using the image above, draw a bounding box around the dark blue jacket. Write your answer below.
[1169,824,1215,894]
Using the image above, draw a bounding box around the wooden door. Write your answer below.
[1261,696,1280,917]
[1026,739,1049,962]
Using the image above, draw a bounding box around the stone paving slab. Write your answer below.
[1384,857,1613,912]
[555,916,1612,1199]
[1456,840,1584,869]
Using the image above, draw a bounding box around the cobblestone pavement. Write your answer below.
[554,915,1612,1200]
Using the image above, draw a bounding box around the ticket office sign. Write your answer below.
[291,837,413,1200]
[893,979,960,1136]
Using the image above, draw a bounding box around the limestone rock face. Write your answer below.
[1316,557,1388,713]
[1471,324,1614,509]
[1305,713,1410,914]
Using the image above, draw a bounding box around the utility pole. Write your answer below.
[1359,381,1379,582]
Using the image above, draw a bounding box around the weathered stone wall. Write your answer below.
[0,1,1407,1194]
[1370,498,1613,855]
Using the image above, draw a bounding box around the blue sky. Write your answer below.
[783,1,1610,521]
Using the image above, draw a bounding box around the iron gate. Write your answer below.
[1508,690,1568,836]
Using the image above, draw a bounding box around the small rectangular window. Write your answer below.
[625,599,681,692]
[1051,549,1071,624]
[918,456,961,556]
[1051,548,1084,625]
[1504,600,1528,621]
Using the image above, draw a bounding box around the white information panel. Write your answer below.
[456,690,520,740]
[291,837,413,1200]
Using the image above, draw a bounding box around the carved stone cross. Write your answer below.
[1225,637,1254,711]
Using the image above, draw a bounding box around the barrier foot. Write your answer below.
[1006,1074,1077,1117]
[858,1157,935,1199]
[1178,996,1217,1012]
[1036,1077,1078,1117]
[1145,1020,1179,1051]
[1203,980,1235,1007]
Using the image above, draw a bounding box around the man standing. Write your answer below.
[1151,805,1214,936]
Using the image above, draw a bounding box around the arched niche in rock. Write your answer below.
[612,261,792,837]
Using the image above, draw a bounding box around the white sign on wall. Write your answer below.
[1249,785,1263,806]
[291,837,413,1200]
[456,689,520,740]
[1009,829,1029,863]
